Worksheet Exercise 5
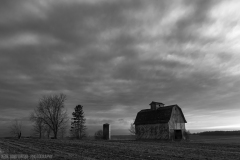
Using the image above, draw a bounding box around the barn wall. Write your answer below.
[135,123,169,139]
[169,106,186,139]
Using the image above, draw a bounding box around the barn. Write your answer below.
[134,101,187,140]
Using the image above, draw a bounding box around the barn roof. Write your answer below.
[134,104,187,125]
[149,101,164,105]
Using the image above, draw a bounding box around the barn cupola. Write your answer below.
[149,101,165,110]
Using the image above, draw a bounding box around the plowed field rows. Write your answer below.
[0,139,240,160]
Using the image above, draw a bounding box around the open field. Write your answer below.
[0,137,240,160]
[190,135,240,144]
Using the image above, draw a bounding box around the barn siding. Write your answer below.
[169,106,185,129]
[135,123,169,140]
[168,106,186,139]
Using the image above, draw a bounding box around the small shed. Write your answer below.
[134,101,187,140]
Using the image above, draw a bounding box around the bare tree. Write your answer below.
[94,130,103,139]
[129,120,135,135]
[44,125,52,139]
[31,93,68,139]
[183,130,191,140]
[59,124,68,139]
[30,113,45,138]
[9,119,22,139]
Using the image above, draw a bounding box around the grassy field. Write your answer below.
[111,135,135,140]
[0,136,240,160]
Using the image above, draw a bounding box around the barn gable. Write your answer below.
[169,105,187,123]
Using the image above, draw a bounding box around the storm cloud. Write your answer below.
[0,0,240,136]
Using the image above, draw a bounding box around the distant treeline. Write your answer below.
[193,130,240,136]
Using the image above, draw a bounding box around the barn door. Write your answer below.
[174,130,182,140]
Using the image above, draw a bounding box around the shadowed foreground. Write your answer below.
[0,138,240,160]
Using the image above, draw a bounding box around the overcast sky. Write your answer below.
[1,0,240,136]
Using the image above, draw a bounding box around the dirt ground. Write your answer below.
[0,138,240,160]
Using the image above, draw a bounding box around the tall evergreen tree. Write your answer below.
[70,105,87,139]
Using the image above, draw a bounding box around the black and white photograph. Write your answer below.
[0,0,240,159]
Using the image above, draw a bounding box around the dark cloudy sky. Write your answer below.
[1,0,240,136]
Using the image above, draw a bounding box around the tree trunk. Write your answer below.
[54,130,58,139]
[47,128,50,139]
[18,132,21,139]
